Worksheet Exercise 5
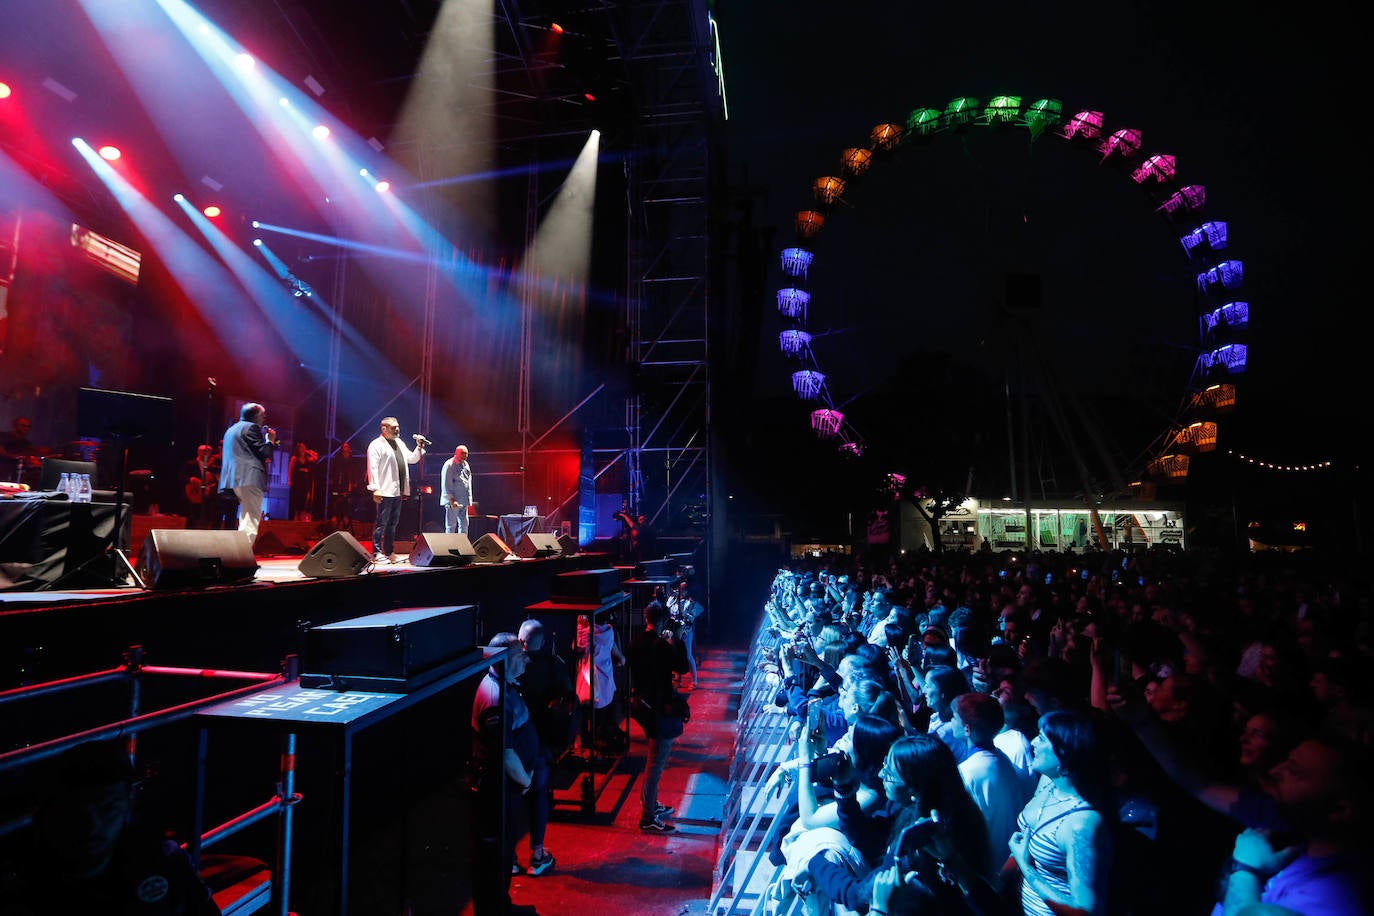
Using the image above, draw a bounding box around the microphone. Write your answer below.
[412,434,432,447]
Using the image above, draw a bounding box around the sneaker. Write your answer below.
[653,803,675,819]
[372,553,389,565]
[639,815,675,833]
[511,860,524,876]
[387,553,399,564]
[528,850,556,876]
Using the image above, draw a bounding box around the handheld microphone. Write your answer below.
[413,434,432,447]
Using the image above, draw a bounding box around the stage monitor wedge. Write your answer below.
[137,529,258,590]
[298,531,372,578]
[471,533,514,564]
[411,532,476,567]
[557,534,579,556]
[515,532,562,559]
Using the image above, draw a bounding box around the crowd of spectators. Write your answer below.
[752,544,1372,915]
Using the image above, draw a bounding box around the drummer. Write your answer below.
[0,417,48,480]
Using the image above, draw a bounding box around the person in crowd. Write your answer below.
[218,402,278,546]
[0,740,221,915]
[923,665,972,762]
[512,618,562,878]
[366,416,425,564]
[1214,735,1372,916]
[468,632,539,916]
[440,444,473,535]
[806,734,993,914]
[667,577,705,689]
[288,441,319,521]
[181,444,217,528]
[626,598,691,832]
[1007,709,1113,916]
[953,691,1031,871]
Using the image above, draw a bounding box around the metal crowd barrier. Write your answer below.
[0,646,298,915]
[707,602,806,916]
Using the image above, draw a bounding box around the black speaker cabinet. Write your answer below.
[298,531,372,578]
[515,532,562,559]
[471,533,514,564]
[137,529,259,590]
[411,532,476,567]
[557,534,579,556]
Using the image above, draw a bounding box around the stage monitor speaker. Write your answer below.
[137,529,258,590]
[298,531,372,578]
[515,532,562,559]
[411,532,476,567]
[471,533,513,564]
[557,534,579,556]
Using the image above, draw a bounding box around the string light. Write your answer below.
[1227,449,1336,473]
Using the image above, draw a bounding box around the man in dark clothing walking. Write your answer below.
[626,599,691,832]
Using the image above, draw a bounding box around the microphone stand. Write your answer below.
[411,436,430,543]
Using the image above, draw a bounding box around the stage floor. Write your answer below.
[1,549,466,604]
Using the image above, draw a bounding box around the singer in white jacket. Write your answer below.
[366,416,425,563]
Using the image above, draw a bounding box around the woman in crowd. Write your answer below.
[806,734,992,914]
[1007,709,1113,916]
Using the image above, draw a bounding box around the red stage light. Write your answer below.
[583,92,596,102]
[0,82,12,100]
[203,205,221,218]
[550,22,564,34]
[97,145,121,161]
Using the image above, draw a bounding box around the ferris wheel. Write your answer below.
[774,95,1247,502]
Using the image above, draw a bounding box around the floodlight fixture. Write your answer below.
[251,220,260,228]
[551,22,565,34]
[374,180,391,193]
[97,145,121,161]
[253,239,262,246]
[203,205,221,218]
[312,124,330,140]
[0,82,11,100]
[173,193,186,202]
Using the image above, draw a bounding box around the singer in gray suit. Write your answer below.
[218,402,279,546]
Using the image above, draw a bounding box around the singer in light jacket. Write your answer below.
[366,416,425,563]
[440,445,474,535]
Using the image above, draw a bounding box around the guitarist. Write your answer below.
[182,444,218,528]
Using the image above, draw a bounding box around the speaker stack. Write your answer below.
[137,529,259,590]
[298,531,373,578]
[514,532,562,559]
[471,533,514,564]
[410,532,477,567]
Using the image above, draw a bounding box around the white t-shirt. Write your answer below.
[994,728,1038,796]
[959,746,1031,872]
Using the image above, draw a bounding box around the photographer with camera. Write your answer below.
[627,598,691,832]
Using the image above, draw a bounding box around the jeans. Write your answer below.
[373,495,401,555]
[640,735,675,818]
[444,503,469,534]
[233,484,264,545]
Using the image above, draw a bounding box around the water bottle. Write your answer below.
[77,474,92,504]
[59,472,72,498]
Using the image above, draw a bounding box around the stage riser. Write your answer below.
[0,554,608,687]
